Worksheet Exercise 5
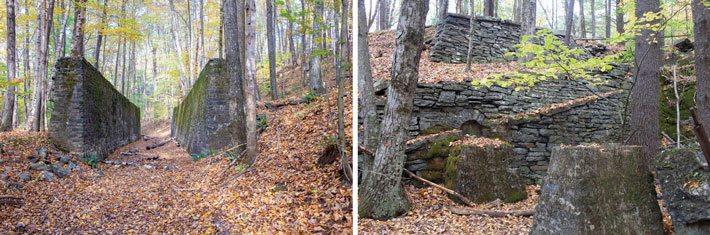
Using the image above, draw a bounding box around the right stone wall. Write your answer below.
[171,59,242,155]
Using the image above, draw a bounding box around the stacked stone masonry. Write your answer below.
[49,57,141,160]
[370,65,630,183]
[172,59,240,155]
[429,13,575,64]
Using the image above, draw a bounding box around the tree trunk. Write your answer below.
[199,0,205,68]
[359,0,429,221]
[267,0,278,100]
[377,0,390,30]
[578,0,586,38]
[114,37,122,86]
[224,0,248,152]
[1,0,17,131]
[629,0,662,169]
[300,0,308,87]
[616,0,624,34]
[605,0,611,38]
[337,0,352,183]
[465,0,475,70]
[514,0,520,22]
[521,0,536,61]
[309,1,326,95]
[358,0,378,183]
[564,0,575,46]
[26,0,55,131]
[484,0,495,17]
[93,0,107,67]
[219,0,224,59]
[590,0,596,37]
[286,0,297,67]
[70,0,87,57]
[694,0,710,137]
[244,0,258,166]
[437,0,449,23]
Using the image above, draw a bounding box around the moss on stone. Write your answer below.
[420,124,453,136]
[422,134,460,160]
[420,170,444,183]
[444,146,462,191]
[505,190,526,203]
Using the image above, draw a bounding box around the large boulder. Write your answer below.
[446,138,527,203]
[530,144,664,235]
[657,148,710,235]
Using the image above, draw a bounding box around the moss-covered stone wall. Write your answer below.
[48,57,140,160]
[171,59,238,155]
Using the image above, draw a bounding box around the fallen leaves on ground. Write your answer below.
[359,185,539,234]
[0,86,353,234]
[450,137,507,147]
[368,28,520,84]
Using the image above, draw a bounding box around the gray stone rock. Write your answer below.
[67,162,82,172]
[30,163,50,172]
[27,155,40,163]
[657,148,710,234]
[51,163,71,178]
[19,173,31,181]
[438,91,456,104]
[6,181,24,188]
[0,172,9,180]
[39,171,57,182]
[59,155,73,164]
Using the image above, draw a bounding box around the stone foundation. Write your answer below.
[171,59,242,155]
[657,148,710,235]
[48,57,140,160]
[429,13,574,64]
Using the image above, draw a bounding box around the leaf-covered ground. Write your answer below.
[359,185,539,234]
[0,87,353,234]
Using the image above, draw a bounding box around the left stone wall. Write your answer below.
[49,57,141,160]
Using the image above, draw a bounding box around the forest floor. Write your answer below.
[0,86,353,234]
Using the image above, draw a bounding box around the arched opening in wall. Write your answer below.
[460,120,484,137]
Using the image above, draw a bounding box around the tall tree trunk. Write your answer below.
[224,0,248,152]
[359,0,429,221]
[438,0,448,23]
[578,0,586,38]
[564,0,575,46]
[285,0,297,67]
[1,0,17,131]
[26,0,55,131]
[358,0,378,184]
[521,0,536,61]
[114,38,122,86]
[694,0,710,136]
[309,1,325,95]
[266,0,278,100]
[94,0,107,67]
[378,0,390,30]
[514,0,520,22]
[337,0,352,183]
[219,0,224,59]
[244,0,258,166]
[465,0,475,70]
[199,0,205,68]
[70,0,87,57]
[605,0,611,38]
[590,0,596,37]
[484,0,496,17]
[301,0,308,87]
[616,0,624,34]
[629,0,661,169]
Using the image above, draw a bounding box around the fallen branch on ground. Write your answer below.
[147,138,174,150]
[174,188,200,192]
[446,206,534,217]
[403,168,475,207]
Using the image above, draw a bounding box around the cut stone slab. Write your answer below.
[39,171,57,182]
[448,140,527,203]
[657,148,710,235]
[530,144,664,235]
[19,173,31,181]
[48,57,140,161]
[171,59,244,155]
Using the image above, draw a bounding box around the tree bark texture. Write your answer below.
[224,0,248,152]
[267,0,278,100]
[694,0,710,137]
[70,0,87,57]
[1,0,17,131]
[564,0,575,46]
[244,0,258,165]
[629,0,662,169]
[359,0,429,221]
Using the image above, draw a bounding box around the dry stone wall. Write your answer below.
[429,13,575,63]
[171,59,240,155]
[369,65,630,183]
[48,57,140,160]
